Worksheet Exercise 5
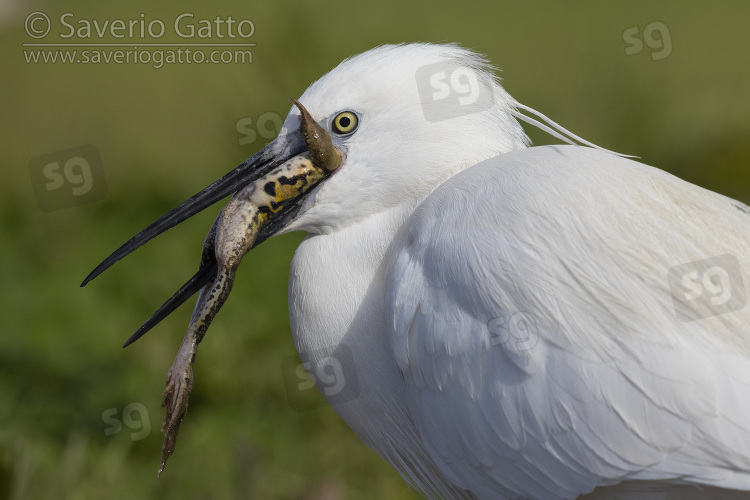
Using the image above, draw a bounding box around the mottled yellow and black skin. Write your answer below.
[214,153,328,269]
[158,101,341,476]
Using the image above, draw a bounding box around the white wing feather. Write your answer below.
[385,145,750,499]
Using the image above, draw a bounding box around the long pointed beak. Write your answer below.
[83,99,342,349]
[80,134,306,287]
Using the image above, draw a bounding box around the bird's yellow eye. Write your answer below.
[331,111,359,135]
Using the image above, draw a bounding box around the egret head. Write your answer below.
[278,43,531,234]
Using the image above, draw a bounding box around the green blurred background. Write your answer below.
[2,1,749,499]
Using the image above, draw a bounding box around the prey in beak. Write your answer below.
[81,99,341,476]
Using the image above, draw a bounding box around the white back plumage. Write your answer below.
[282,43,750,499]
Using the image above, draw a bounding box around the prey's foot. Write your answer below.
[158,337,197,476]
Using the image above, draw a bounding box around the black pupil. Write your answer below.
[338,116,351,129]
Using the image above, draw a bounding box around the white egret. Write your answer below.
[83,43,750,499]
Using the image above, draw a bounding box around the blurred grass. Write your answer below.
[1,0,749,499]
